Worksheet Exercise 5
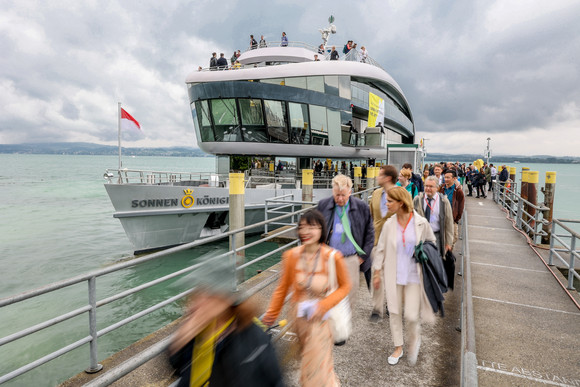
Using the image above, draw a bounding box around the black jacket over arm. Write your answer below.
[316,196,375,272]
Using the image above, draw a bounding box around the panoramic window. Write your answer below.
[264,100,289,143]
[288,102,310,144]
[239,99,268,142]
[324,76,339,96]
[195,100,214,142]
[306,76,325,93]
[338,76,351,99]
[309,105,327,132]
[285,77,307,89]
[211,99,241,142]
[261,78,285,86]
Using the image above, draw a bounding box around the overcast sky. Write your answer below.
[1,0,579,157]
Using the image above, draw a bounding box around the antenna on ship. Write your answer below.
[319,15,337,49]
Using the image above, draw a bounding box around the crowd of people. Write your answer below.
[203,32,373,71]
[169,161,480,386]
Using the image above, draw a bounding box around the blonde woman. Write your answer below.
[372,186,436,365]
[262,209,351,386]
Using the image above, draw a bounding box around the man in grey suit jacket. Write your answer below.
[413,176,454,257]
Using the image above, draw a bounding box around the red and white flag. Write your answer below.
[121,108,141,132]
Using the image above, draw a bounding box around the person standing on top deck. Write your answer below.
[250,35,258,49]
[414,176,453,258]
[441,169,464,249]
[317,174,374,332]
[259,35,267,48]
[369,165,399,322]
[216,53,228,69]
[318,44,325,54]
[280,32,288,47]
[330,46,339,60]
[209,52,218,70]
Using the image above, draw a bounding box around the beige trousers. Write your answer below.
[343,254,360,310]
[389,283,421,347]
[452,222,459,249]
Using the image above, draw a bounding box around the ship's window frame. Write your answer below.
[211,98,242,142]
[261,78,285,86]
[195,100,215,142]
[309,104,327,133]
[285,77,307,89]
[288,102,310,144]
[306,76,325,93]
[324,75,339,96]
[238,98,268,143]
[263,99,290,143]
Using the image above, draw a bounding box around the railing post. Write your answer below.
[527,171,539,239]
[541,172,557,245]
[264,200,269,234]
[548,221,556,266]
[302,169,313,210]
[516,199,523,229]
[229,173,245,284]
[85,277,103,374]
[567,237,576,290]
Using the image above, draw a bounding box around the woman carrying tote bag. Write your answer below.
[262,209,351,386]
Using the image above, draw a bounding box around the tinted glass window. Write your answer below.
[324,76,339,96]
[285,77,307,89]
[264,100,289,143]
[288,102,310,144]
[307,76,324,92]
[211,99,241,142]
[309,105,327,132]
[239,99,267,142]
[262,78,285,86]
[195,100,214,142]
[338,76,351,99]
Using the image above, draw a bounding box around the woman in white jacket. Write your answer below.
[372,186,436,366]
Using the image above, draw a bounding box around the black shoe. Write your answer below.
[369,312,380,323]
[467,194,472,197]
[476,196,480,198]
[334,340,346,346]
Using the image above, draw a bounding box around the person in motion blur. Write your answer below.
[369,165,399,322]
[169,289,284,387]
[372,187,437,366]
[262,209,351,386]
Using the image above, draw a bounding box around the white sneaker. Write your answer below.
[387,349,404,365]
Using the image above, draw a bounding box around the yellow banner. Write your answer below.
[368,92,383,127]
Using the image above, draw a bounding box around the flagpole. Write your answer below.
[118,102,122,171]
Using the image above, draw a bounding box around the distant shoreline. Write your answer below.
[0,143,578,164]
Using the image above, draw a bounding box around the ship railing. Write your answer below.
[458,212,478,386]
[0,207,315,385]
[548,219,580,290]
[342,48,384,70]
[492,180,549,244]
[244,40,320,51]
[104,168,229,187]
[341,129,385,148]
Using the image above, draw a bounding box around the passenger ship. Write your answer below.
[104,25,418,253]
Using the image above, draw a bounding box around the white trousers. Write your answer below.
[389,283,421,348]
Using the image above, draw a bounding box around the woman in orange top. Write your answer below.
[262,209,351,387]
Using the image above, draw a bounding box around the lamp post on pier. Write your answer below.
[485,137,492,165]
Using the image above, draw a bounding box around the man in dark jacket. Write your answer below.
[498,165,509,193]
[440,169,465,249]
[216,53,228,69]
[317,174,374,312]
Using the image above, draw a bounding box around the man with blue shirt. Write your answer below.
[317,174,374,313]
[440,169,465,249]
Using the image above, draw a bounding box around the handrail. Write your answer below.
[0,205,309,384]
[548,219,580,290]
[460,212,478,386]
